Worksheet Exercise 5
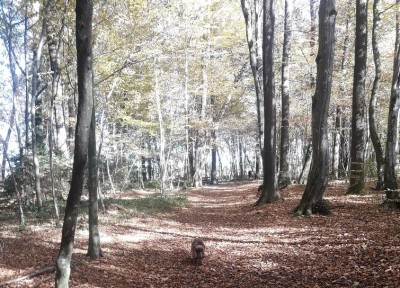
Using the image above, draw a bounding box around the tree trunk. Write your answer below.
[31,2,49,211]
[88,104,102,259]
[154,61,166,196]
[384,1,400,190]
[348,0,368,195]
[294,0,337,216]
[256,0,279,205]
[278,0,292,188]
[210,128,217,184]
[369,0,384,190]
[240,0,264,156]
[55,0,93,286]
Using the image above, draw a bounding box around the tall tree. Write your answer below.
[369,0,384,190]
[384,0,400,190]
[56,0,93,286]
[278,0,292,188]
[294,0,337,216]
[347,0,368,195]
[256,0,279,205]
[87,104,102,259]
[240,0,263,179]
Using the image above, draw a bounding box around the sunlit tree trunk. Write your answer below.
[294,0,337,216]
[348,0,368,195]
[154,61,166,196]
[31,2,49,211]
[56,0,93,286]
[240,0,264,156]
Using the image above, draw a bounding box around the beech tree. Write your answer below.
[56,0,94,286]
[256,0,279,205]
[369,0,384,190]
[294,0,337,216]
[348,0,367,195]
[384,0,400,190]
[278,0,292,188]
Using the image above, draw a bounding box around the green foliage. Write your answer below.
[103,195,188,216]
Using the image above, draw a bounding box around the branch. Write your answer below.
[0,266,56,287]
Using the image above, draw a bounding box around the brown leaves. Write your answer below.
[1,182,400,287]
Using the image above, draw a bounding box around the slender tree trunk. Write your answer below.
[88,104,102,259]
[384,1,400,190]
[278,0,292,188]
[240,0,264,155]
[294,0,337,216]
[56,0,93,286]
[1,28,18,181]
[256,0,279,205]
[348,0,368,195]
[31,2,49,210]
[369,0,385,190]
[154,61,166,196]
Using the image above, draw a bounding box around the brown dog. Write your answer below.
[191,238,205,263]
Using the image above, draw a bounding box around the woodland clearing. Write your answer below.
[0,181,399,287]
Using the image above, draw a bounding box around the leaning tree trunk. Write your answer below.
[348,0,368,195]
[55,0,93,286]
[384,15,400,190]
[278,0,292,188]
[294,0,337,216]
[256,0,279,205]
[369,0,385,190]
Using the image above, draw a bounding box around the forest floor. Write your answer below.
[0,181,400,287]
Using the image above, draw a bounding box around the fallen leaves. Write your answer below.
[1,181,400,287]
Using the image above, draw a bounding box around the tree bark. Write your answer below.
[348,0,368,195]
[256,0,279,205]
[154,61,166,196]
[369,0,384,190]
[31,1,49,211]
[240,0,264,156]
[56,0,93,286]
[88,104,102,259]
[294,0,337,216]
[384,1,400,190]
[278,0,292,188]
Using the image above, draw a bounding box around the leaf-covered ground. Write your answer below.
[1,181,400,287]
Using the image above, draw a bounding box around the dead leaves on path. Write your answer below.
[1,182,400,287]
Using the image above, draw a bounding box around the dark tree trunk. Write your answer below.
[294,0,337,216]
[278,0,292,188]
[88,104,102,259]
[348,0,368,195]
[256,0,279,205]
[384,1,400,190]
[56,0,93,286]
[369,0,384,190]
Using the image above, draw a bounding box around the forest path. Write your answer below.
[1,181,400,287]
